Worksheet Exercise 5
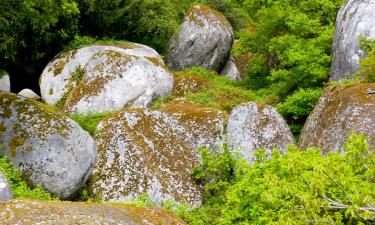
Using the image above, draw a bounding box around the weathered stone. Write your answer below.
[330,0,375,81]
[0,75,10,92]
[173,71,212,97]
[227,102,295,162]
[63,50,173,113]
[39,43,170,112]
[220,55,241,80]
[18,89,41,100]
[0,171,12,202]
[166,4,233,72]
[0,199,187,224]
[300,83,375,152]
[92,100,225,205]
[0,93,96,199]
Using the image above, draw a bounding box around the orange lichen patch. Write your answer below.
[0,199,187,224]
[173,71,213,96]
[51,50,77,76]
[145,56,169,71]
[96,42,139,50]
[187,4,232,28]
[300,83,375,152]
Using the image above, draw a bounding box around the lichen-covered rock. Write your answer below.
[39,43,171,113]
[300,83,375,152]
[173,71,212,97]
[0,171,12,202]
[330,0,375,81]
[0,93,96,199]
[227,102,295,162]
[18,89,41,100]
[0,75,10,92]
[220,55,241,80]
[0,199,187,224]
[92,100,225,205]
[166,4,233,72]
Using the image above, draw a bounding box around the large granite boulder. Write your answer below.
[330,0,375,81]
[227,102,295,162]
[0,93,96,199]
[166,4,234,72]
[0,199,187,224]
[0,74,10,92]
[0,171,12,202]
[40,44,173,113]
[220,55,241,80]
[300,83,375,152]
[92,100,225,205]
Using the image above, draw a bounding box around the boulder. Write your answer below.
[300,83,375,152]
[40,43,172,113]
[0,74,10,92]
[227,102,295,162]
[18,89,41,100]
[330,0,375,81]
[92,100,225,205]
[173,71,212,97]
[166,4,234,72]
[0,171,12,202]
[220,55,241,80]
[0,92,96,199]
[0,199,187,224]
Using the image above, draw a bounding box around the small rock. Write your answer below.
[0,75,10,92]
[0,171,12,202]
[220,55,241,80]
[18,89,41,100]
[227,102,295,162]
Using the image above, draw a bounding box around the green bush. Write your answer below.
[69,112,113,138]
[0,146,56,200]
[357,37,375,83]
[277,88,322,136]
[183,134,375,224]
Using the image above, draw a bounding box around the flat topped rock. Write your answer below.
[166,4,233,72]
[0,199,187,225]
[300,83,375,152]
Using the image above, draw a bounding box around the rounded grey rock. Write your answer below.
[0,171,12,202]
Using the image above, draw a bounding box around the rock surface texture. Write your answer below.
[220,55,241,80]
[18,89,41,100]
[300,83,375,152]
[0,199,187,224]
[0,75,10,92]
[40,44,173,113]
[330,0,375,81]
[92,100,225,205]
[0,171,12,202]
[227,102,295,162]
[173,72,212,97]
[166,4,233,72]
[0,93,96,199]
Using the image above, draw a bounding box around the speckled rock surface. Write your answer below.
[0,75,10,92]
[39,43,171,113]
[166,4,233,72]
[220,55,241,80]
[330,0,375,81]
[300,83,375,152]
[92,100,225,205]
[18,89,41,100]
[0,93,96,199]
[0,171,12,202]
[173,72,212,97]
[0,199,187,225]
[227,102,295,163]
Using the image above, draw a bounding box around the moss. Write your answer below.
[173,71,212,97]
[9,137,25,157]
[187,4,232,29]
[49,88,54,95]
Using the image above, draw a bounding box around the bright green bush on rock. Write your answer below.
[69,112,113,138]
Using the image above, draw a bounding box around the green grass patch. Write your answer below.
[69,111,114,137]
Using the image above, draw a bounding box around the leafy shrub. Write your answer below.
[183,134,375,224]
[0,146,56,200]
[357,37,375,83]
[277,88,322,136]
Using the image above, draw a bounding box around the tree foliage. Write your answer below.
[184,134,375,224]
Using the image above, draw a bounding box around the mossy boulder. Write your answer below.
[0,74,10,92]
[92,100,225,205]
[0,171,12,202]
[330,0,375,81]
[300,83,375,152]
[18,89,41,100]
[40,44,172,113]
[166,4,233,72]
[220,55,241,80]
[0,93,96,199]
[227,102,295,162]
[0,199,187,224]
[173,71,212,96]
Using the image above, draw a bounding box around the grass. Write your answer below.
[69,111,114,138]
